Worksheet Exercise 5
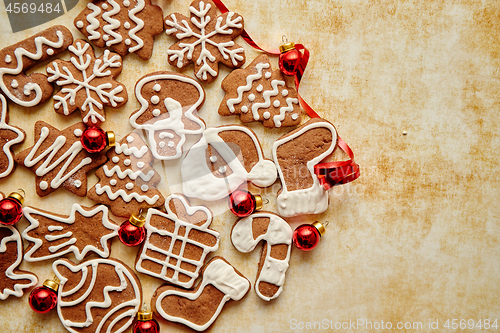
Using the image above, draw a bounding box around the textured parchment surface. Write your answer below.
[0,0,498,332]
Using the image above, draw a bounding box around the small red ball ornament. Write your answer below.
[279,42,301,76]
[118,213,146,247]
[81,127,115,153]
[229,190,264,217]
[292,221,327,251]
[29,278,59,314]
[0,190,25,226]
[133,304,160,333]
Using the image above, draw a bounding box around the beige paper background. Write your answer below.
[0,0,498,332]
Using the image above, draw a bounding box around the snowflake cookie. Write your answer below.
[219,54,302,128]
[47,39,128,126]
[74,0,164,60]
[0,95,25,179]
[165,0,246,83]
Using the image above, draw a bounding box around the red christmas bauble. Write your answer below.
[0,197,23,225]
[293,224,321,251]
[29,286,57,313]
[133,318,160,333]
[279,49,301,76]
[118,220,146,247]
[81,126,107,153]
[229,190,256,217]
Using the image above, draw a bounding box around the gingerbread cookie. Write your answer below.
[53,257,142,333]
[0,95,25,179]
[219,54,301,128]
[136,194,220,288]
[74,0,164,60]
[152,256,250,331]
[14,121,107,197]
[165,0,246,83]
[88,132,165,217]
[0,25,73,107]
[231,212,292,301]
[22,204,119,262]
[47,39,128,126]
[272,118,338,217]
[130,71,205,160]
[181,125,277,201]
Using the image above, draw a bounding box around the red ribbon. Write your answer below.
[213,0,360,190]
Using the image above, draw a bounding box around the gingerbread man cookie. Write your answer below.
[0,95,25,179]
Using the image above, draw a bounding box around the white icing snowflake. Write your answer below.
[165,0,245,82]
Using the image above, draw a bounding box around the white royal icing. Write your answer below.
[10,79,18,88]
[39,181,49,190]
[251,79,285,121]
[273,97,299,127]
[0,95,25,178]
[73,129,82,137]
[110,179,117,186]
[85,3,102,40]
[231,212,292,301]
[226,63,270,113]
[4,55,12,63]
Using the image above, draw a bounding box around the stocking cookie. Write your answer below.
[219,54,301,128]
[0,25,73,107]
[53,258,142,333]
[231,212,292,301]
[47,39,128,126]
[165,0,245,83]
[74,0,164,60]
[88,132,165,217]
[152,256,250,331]
[130,72,205,160]
[0,95,25,179]
[14,121,107,197]
[272,118,338,217]
[136,194,220,288]
[22,204,119,262]
[181,125,277,201]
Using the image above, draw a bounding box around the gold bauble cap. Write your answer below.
[137,309,153,321]
[312,221,326,237]
[43,278,59,292]
[7,191,24,205]
[129,213,146,228]
[254,195,263,211]
[106,131,116,147]
[279,42,295,53]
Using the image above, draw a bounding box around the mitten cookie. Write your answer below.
[130,71,205,160]
[181,125,277,201]
[88,132,165,217]
[272,118,338,217]
[0,25,73,107]
[136,194,220,288]
[47,39,128,126]
[231,212,292,301]
[22,204,119,262]
[165,0,245,83]
[219,54,301,128]
[152,256,250,331]
[14,121,107,197]
[53,258,142,333]
[0,198,38,300]
[74,0,164,60]
[0,95,25,179]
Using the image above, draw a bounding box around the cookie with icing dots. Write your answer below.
[14,121,107,197]
[88,132,165,217]
[0,95,25,179]
[0,25,73,107]
[74,0,164,60]
[130,71,206,160]
[219,54,302,128]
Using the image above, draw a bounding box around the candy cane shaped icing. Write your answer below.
[273,97,300,127]
[0,95,24,178]
[85,3,102,41]
[0,225,38,300]
[181,125,277,201]
[272,120,337,217]
[102,0,123,46]
[251,79,285,120]
[226,62,270,113]
[128,0,145,52]
[231,212,292,301]
[22,204,119,262]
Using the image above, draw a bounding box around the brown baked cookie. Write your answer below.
[47,39,128,126]
[87,132,165,217]
[165,0,245,83]
[135,194,220,288]
[231,211,292,301]
[0,25,73,107]
[53,257,142,333]
[14,121,107,197]
[130,71,206,160]
[272,118,338,217]
[219,54,302,128]
[74,0,164,60]
[152,256,250,331]
[22,204,119,262]
[181,125,277,201]
[0,95,25,179]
